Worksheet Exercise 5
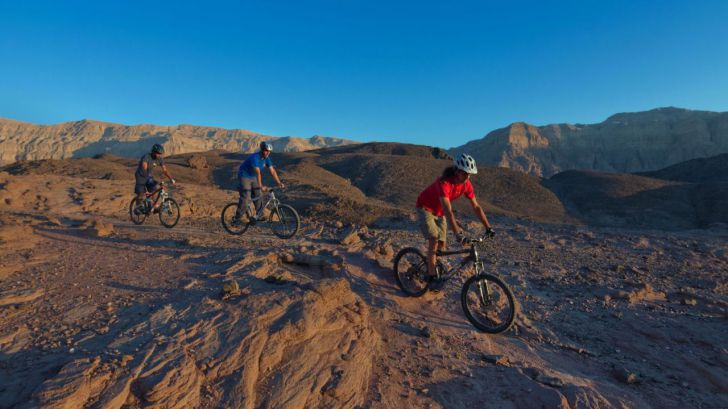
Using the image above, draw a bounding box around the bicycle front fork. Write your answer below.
[473,261,491,305]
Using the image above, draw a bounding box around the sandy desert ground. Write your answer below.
[0,165,727,409]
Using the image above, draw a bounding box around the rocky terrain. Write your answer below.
[0,118,355,164]
[0,145,726,408]
[451,107,728,177]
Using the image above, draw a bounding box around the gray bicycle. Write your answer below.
[393,235,517,334]
[220,187,300,239]
[129,182,180,228]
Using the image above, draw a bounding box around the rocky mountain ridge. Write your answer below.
[451,107,728,177]
[0,118,355,164]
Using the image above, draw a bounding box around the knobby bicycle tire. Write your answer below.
[159,198,181,228]
[269,204,300,239]
[129,197,147,225]
[220,202,250,235]
[461,273,517,334]
[393,247,431,297]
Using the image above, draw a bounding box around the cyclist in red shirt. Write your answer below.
[415,153,494,279]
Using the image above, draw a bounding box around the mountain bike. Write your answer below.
[393,235,517,334]
[220,187,300,239]
[129,182,180,228]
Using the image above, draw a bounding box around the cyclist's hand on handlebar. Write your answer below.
[170,179,176,185]
[278,182,285,189]
[485,227,495,238]
[455,231,468,246]
[261,186,269,192]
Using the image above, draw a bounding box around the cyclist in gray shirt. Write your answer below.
[134,143,175,213]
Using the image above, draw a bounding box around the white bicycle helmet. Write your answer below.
[454,153,478,174]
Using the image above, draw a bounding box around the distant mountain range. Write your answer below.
[0,118,355,164]
[3,107,728,177]
[451,107,728,177]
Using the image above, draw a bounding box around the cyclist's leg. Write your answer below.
[417,207,441,277]
[250,178,262,213]
[436,215,447,252]
[236,179,253,219]
[146,178,159,210]
[134,183,146,212]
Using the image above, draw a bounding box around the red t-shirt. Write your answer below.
[416,176,475,216]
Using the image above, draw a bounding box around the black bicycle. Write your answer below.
[220,187,300,239]
[393,235,517,334]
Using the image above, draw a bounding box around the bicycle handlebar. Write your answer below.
[464,233,495,245]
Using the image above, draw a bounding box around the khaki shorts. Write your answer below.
[417,207,447,243]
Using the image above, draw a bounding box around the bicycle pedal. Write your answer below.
[429,279,445,292]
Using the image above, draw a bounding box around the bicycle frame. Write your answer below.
[438,240,496,305]
[436,244,482,277]
[144,185,169,208]
[247,190,280,219]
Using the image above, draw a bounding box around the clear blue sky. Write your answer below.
[1,1,727,147]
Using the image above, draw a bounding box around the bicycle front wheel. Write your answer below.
[269,204,300,239]
[129,197,147,225]
[392,247,431,297]
[461,274,517,334]
[159,198,180,228]
[221,202,250,235]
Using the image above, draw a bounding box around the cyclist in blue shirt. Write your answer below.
[234,141,284,222]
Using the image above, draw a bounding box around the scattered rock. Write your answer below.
[482,354,510,365]
[627,283,666,304]
[44,215,63,226]
[614,367,640,384]
[419,325,433,339]
[82,218,113,238]
[264,275,288,285]
[281,252,341,277]
[187,155,208,169]
[340,228,362,248]
[221,279,242,299]
[535,373,565,388]
[280,253,296,263]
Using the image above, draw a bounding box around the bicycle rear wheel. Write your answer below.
[269,204,300,239]
[221,202,252,235]
[129,197,147,225]
[159,198,180,228]
[461,274,517,333]
[392,247,431,297]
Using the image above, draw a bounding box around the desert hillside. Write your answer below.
[451,107,728,177]
[1,143,569,226]
[639,153,728,183]
[0,118,356,164]
[5,143,728,230]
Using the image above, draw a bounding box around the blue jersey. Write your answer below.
[238,152,273,178]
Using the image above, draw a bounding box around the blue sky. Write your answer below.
[1,0,727,147]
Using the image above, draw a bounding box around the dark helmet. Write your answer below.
[151,143,165,155]
[260,141,273,152]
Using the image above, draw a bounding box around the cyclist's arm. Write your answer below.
[255,167,267,191]
[161,164,174,182]
[268,166,283,187]
[141,161,149,178]
[468,196,492,229]
[440,196,462,236]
